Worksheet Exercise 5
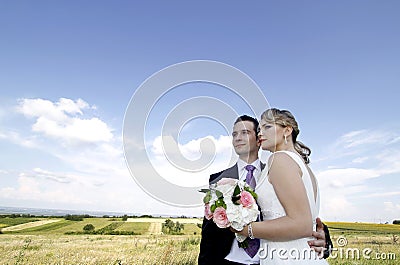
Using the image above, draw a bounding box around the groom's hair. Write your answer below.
[234,115,259,138]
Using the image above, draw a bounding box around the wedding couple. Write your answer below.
[199,108,332,265]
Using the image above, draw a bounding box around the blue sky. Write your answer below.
[0,1,399,222]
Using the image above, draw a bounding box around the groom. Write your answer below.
[198,115,332,265]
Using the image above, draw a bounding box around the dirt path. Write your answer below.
[126,217,202,224]
[146,222,162,235]
[1,219,61,232]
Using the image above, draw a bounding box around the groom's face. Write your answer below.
[232,121,259,158]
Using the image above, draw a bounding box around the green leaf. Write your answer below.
[244,187,258,199]
[233,184,241,196]
[215,190,223,199]
[214,199,227,209]
[238,239,249,249]
[210,204,217,212]
[199,188,210,193]
[203,191,212,204]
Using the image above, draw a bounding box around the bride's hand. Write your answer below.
[230,226,247,237]
[230,227,238,233]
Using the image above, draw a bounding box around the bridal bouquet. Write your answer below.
[200,178,259,242]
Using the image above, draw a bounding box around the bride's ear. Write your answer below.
[284,126,293,137]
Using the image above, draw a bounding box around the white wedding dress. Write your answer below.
[255,151,328,264]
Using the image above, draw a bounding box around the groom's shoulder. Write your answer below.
[209,164,237,184]
[209,170,224,183]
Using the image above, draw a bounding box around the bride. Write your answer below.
[236,108,329,264]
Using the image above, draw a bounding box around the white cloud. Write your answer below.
[31,168,73,184]
[16,98,112,144]
[364,191,400,198]
[0,97,138,209]
[0,130,39,148]
[57,98,91,114]
[352,156,368,164]
[0,166,205,216]
[383,201,400,213]
[317,167,380,188]
[149,135,235,187]
[2,97,125,181]
[0,175,90,205]
[337,129,394,148]
[3,98,400,220]
[32,116,112,143]
[375,150,400,175]
[319,196,356,221]
[151,135,232,158]
[1,97,208,215]
[0,107,5,120]
[315,127,400,222]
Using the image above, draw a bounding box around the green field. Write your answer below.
[116,222,150,234]
[0,217,43,229]
[324,222,400,265]
[0,217,399,264]
[327,221,400,234]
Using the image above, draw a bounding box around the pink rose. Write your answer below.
[213,207,230,228]
[204,203,213,220]
[240,191,255,208]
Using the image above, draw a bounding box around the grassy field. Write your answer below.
[116,222,150,235]
[323,222,400,265]
[0,217,43,229]
[0,217,399,264]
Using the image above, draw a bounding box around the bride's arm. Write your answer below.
[243,152,313,241]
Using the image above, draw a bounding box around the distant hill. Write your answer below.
[0,206,201,219]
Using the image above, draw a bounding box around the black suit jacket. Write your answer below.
[198,164,238,265]
[198,163,263,265]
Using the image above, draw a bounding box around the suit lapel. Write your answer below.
[219,164,239,180]
[210,164,238,184]
[260,161,266,171]
[210,161,265,184]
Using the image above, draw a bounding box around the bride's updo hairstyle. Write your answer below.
[261,108,311,164]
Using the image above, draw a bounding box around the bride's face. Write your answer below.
[258,120,285,152]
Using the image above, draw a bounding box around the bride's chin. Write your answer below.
[261,146,272,152]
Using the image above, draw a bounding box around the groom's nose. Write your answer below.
[234,133,244,142]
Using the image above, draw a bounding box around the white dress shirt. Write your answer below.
[224,158,261,264]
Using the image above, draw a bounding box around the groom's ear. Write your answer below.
[256,133,261,148]
[256,126,261,147]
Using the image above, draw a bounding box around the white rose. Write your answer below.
[225,200,241,223]
[242,207,259,224]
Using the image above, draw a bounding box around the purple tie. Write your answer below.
[244,165,260,258]
[245,165,256,189]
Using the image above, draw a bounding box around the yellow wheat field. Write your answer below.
[0,234,200,265]
[1,218,399,264]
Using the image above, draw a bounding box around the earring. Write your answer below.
[284,135,288,144]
